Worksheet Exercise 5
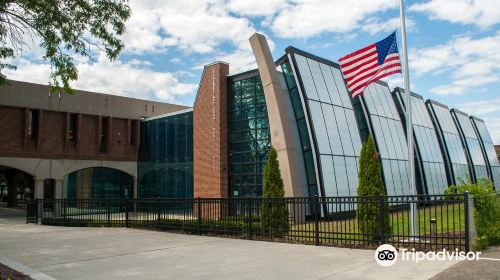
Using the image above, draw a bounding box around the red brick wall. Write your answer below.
[193,63,229,198]
[0,105,140,161]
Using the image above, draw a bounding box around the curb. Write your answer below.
[0,255,56,280]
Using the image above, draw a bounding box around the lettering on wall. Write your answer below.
[212,69,216,175]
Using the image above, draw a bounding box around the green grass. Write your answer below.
[289,202,465,243]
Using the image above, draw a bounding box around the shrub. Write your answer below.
[445,177,500,250]
[261,147,290,234]
[356,134,391,241]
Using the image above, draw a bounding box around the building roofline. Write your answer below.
[470,115,484,122]
[393,87,423,99]
[426,99,449,109]
[2,79,183,106]
[451,108,468,116]
[143,108,193,121]
[228,69,259,81]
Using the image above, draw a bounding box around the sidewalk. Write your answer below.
[0,211,458,280]
[431,246,500,280]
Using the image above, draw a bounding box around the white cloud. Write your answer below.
[5,57,197,104]
[227,0,287,17]
[269,0,397,38]
[410,0,500,29]
[458,98,500,116]
[123,1,263,55]
[409,32,500,96]
[361,17,415,36]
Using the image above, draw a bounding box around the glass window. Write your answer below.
[138,111,194,198]
[27,109,38,139]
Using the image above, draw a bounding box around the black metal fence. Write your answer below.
[27,194,471,252]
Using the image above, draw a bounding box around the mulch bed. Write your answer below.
[0,263,32,280]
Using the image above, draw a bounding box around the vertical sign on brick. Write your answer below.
[193,62,229,199]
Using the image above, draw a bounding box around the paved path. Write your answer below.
[431,246,500,280]
[0,209,458,280]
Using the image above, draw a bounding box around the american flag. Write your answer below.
[338,32,401,97]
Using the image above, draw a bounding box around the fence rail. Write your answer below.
[27,194,471,252]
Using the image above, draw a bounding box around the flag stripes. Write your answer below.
[338,32,401,97]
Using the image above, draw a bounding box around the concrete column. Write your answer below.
[133,177,138,199]
[249,33,304,198]
[55,179,63,199]
[34,179,44,199]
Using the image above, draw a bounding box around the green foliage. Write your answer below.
[356,134,391,241]
[445,178,500,250]
[261,147,289,234]
[0,0,131,93]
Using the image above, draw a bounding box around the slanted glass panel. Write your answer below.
[309,101,332,154]
[294,55,319,100]
[281,60,318,196]
[227,75,270,197]
[137,111,194,198]
[453,111,488,182]
[362,83,411,195]
[321,155,337,196]
[321,104,343,155]
[290,54,363,201]
[471,118,500,190]
[428,103,470,185]
[398,92,448,194]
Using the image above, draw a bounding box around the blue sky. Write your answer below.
[6,0,500,143]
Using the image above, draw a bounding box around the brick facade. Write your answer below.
[193,62,229,198]
[0,105,140,161]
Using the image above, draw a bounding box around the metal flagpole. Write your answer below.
[399,0,417,238]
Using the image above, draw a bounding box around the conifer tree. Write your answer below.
[356,134,391,241]
[261,147,289,234]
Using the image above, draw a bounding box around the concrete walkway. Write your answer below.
[0,209,458,280]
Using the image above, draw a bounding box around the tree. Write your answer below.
[356,134,391,241]
[261,147,289,234]
[0,0,131,93]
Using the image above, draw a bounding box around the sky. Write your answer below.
[5,0,500,143]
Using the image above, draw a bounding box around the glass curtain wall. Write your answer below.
[63,167,133,199]
[471,117,500,190]
[393,89,448,195]
[137,111,193,198]
[426,101,470,185]
[228,74,270,197]
[289,52,362,198]
[280,59,319,196]
[361,83,410,195]
[451,110,489,182]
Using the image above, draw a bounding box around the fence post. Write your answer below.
[107,198,111,227]
[379,195,385,244]
[464,191,471,253]
[247,197,253,240]
[36,200,39,224]
[197,197,202,235]
[314,195,320,246]
[156,197,161,230]
[63,199,67,225]
[125,198,129,228]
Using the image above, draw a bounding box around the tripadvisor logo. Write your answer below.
[375,244,398,267]
[375,244,482,267]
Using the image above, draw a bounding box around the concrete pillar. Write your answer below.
[34,179,44,199]
[55,179,63,199]
[133,177,138,199]
[249,33,303,198]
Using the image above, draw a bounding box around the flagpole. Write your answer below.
[399,0,417,238]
